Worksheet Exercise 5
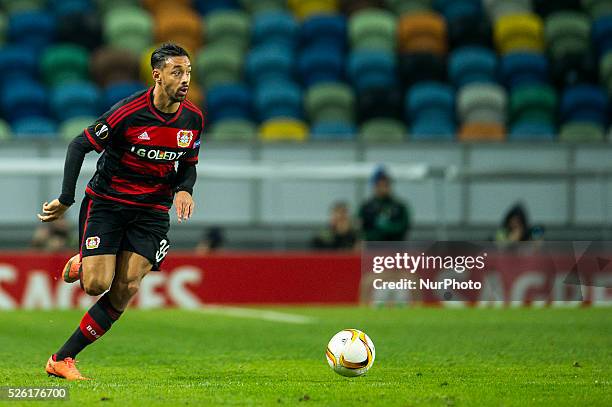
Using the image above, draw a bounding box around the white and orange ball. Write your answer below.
[325,329,375,377]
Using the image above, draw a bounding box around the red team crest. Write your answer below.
[176,130,193,148]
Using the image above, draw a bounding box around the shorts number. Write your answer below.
[155,239,170,263]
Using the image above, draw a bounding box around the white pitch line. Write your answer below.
[194,305,317,324]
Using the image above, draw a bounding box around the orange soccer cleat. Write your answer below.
[45,356,91,380]
[62,254,82,284]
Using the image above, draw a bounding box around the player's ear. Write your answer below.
[152,68,161,84]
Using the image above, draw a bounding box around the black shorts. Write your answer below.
[78,195,170,271]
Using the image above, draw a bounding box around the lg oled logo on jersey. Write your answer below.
[177,130,193,148]
[94,122,109,140]
[130,146,187,161]
[86,236,100,250]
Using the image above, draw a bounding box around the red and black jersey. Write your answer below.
[82,87,204,212]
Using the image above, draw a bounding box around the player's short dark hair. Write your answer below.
[151,43,190,70]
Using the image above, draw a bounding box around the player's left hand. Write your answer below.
[37,199,69,222]
[175,191,194,223]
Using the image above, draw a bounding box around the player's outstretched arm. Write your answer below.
[37,132,96,222]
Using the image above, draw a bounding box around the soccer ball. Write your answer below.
[325,329,375,377]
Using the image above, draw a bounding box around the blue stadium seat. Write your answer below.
[406,81,455,141]
[50,82,100,122]
[245,44,295,84]
[194,0,240,15]
[509,122,555,141]
[348,50,397,92]
[0,45,38,86]
[592,16,612,57]
[206,83,253,123]
[252,11,298,48]
[449,46,497,87]
[310,121,357,141]
[48,0,94,16]
[434,0,483,20]
[255,80,303,121]
[500,52,549,88]
[102,81,146,110]
[560,85,609,126]
[8,11,56,51]
[12,116,57,139]
[298,45,345,86]
[300,14,347,50]
[0,79,48,122]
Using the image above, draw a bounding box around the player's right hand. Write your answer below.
[37,199,69,222]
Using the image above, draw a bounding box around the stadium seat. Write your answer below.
[599,51,612,92]
[288,0,339,20]
[246,44,294,84]
[254,80,303,121]
[196,45,243,89]
[592,16,612,58]
[384,0,433,15]
[494,13,544,54]
[359,118,406,142]
[141,0,192,15]
[406,81,455,141]
[50,82,100,121]
[1,79,48,123]
[0,118,12,140]
[0,45,38,85]
[91,47,140,87]
[499,52,549,87]
[96,0,140,14]
[298,45,346,86]
[104,6,153,55]
[260,119,309,142]
[209,119,257,142]
[447,13,492,49]
[398,12,447,55]
[252,11,298,48]
[12,117,57,139]
[449,47,497,87]
[0,14,5,45]
[194,0,240,15]
[509,85,557,125]
[155,9,202,54]
[484,0,533,21]
[349,9,397,51]
[398,52,447,88]
[560,85,609,126]
[509,122,555,141]
[559,122,605,142]
[48,0,94,16]
[434,0,483,21]
[102,81,146,110]
[340,0,385,15]
[457,83,507,124]
[357,86,403,122]
[300,14,347,50]
[59,116,96,141]
[8,11,56,51]
[551,52,598,88]
[347,50,397,92]
[206,83,253,123]
[310,121,357,141]
[305,83,355,123]
[40,44,90,86]
[239,0,287,14]
[545,11,591,61]
[534,0,580,17]
[205,10,251,51]
[458,122,506,142]
[583,0,612,19]
[56,11,103,50]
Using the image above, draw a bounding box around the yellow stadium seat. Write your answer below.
[288,0,339,20]
[458,122,506,142]
[494,14,544,54]
[259,119,309,142]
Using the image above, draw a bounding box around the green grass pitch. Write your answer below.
[0,307,610,406]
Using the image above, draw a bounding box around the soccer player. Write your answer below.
[37,43,203,380]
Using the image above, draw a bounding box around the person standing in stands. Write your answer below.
[358,166,410,242]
